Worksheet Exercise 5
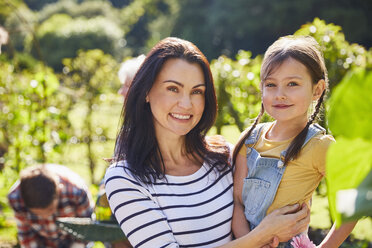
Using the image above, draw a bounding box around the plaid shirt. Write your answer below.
[8,164,93,248]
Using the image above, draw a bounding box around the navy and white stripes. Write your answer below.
[104,161,234,248]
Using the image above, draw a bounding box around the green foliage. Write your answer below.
[37,0,121,23]
[0,54,73,239]
[0,0,23,24]
[172,0,371,60]
[210,51,263,132]
[118,0,178,55]
[34,14,123,70]
[23,0,58,10]
[0,55,72,173]
[295,18,372,91]
[4,5,36,52]
[61,49,120,183]
[326,69,372,226]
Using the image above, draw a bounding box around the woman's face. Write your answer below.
[146,58,206,139]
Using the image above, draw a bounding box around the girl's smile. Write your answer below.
[262,57,321,126]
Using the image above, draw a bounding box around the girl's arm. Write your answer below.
[232,153,251,238]
[317,221,357,248]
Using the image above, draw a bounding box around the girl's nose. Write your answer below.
[276,95,287,100]
[275,88,287,100]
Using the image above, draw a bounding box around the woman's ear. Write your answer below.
[313,79,326,100]
[145,95,149,103]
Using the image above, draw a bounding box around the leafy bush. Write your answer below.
[0,53,72,179]
[211,51,263,132]
[295,18,372,91]
[34,14,124,70]
[37,0,121,23]
[4,5,36,52]
[61,49,120,183]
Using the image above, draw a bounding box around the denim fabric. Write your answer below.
[242,123,325,230]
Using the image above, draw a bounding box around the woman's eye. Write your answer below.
[167,86,178,92]
[192,89,204,95]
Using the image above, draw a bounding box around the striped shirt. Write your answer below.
[104,160,234,248]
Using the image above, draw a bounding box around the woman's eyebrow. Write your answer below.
[163,80,206,88]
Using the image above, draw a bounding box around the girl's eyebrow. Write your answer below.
[163,80,206,88]
[265,75,303,81]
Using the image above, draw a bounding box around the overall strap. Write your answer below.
[303,123,326,147]
[278,123,326,168]
[244,123,266,147]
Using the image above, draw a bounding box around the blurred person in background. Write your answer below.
[0,26,8,54]
[8,164,93,248]
[117,54,146,99]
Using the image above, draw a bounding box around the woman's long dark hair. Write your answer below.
[115,37,230,183]
[233,36,328,165]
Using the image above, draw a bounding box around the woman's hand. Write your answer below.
[261,236,279,248]
[256,203,310,243]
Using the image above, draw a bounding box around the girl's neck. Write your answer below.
[266,120,308,141]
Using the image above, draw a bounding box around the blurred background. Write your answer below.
[0,0,371,247]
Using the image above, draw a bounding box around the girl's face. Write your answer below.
[146,58,206,139]
[262,57,324,125]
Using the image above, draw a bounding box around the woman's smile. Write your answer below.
[146,58,205,138]
[170,113,193,120]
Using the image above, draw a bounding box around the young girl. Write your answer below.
[232,36,356,247]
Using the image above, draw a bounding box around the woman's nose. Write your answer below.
[178,94,192,109]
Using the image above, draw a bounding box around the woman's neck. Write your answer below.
[156,134,202,176]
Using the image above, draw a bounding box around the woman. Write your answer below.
[105,37,309,248]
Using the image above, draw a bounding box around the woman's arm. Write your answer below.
[232,153,251,238]
[221,204,310,248]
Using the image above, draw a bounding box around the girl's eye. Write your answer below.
[288,81,299,86]
[167,86,178,92]
[265,83,276,87]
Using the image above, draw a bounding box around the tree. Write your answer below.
[61,49,120,184]
[171,0,371,60]
[211,51,263,132]
[34,14,124,70]
[0,53,72,181]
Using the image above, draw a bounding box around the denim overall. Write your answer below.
[242,123,325,247]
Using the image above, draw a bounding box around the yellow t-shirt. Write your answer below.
[239,122,335,214]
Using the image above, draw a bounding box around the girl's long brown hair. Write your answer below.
[233,36,328,165]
